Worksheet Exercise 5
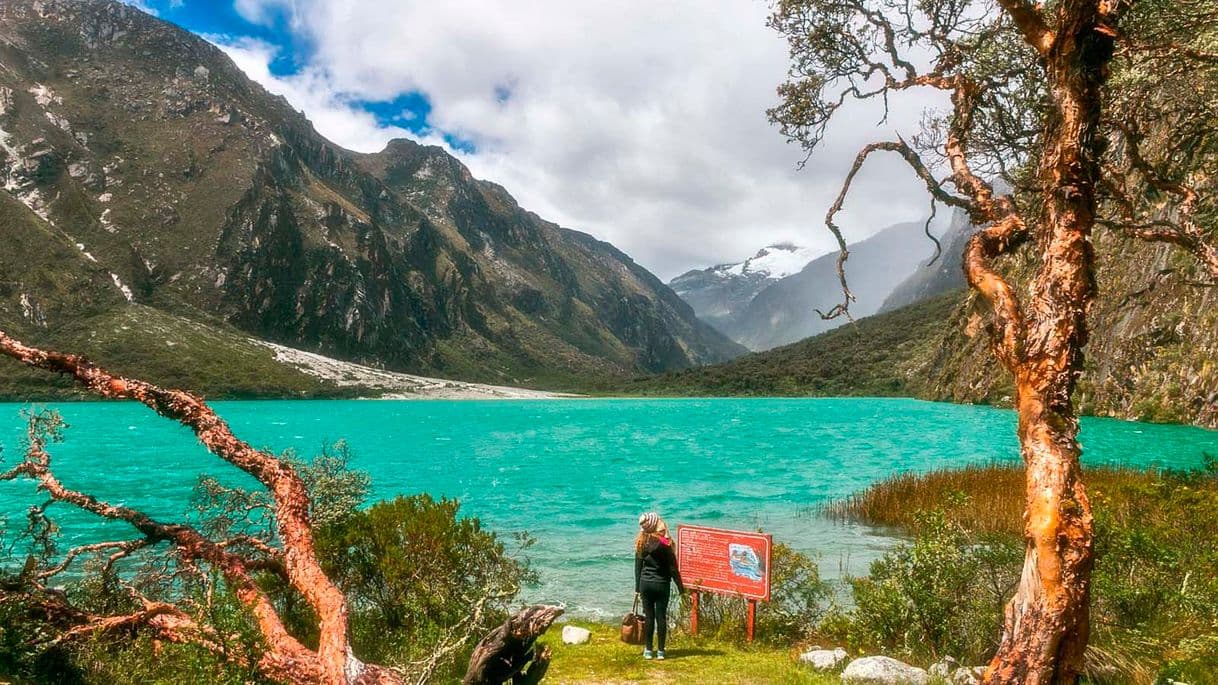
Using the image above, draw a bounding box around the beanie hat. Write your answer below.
[639,511,660,532]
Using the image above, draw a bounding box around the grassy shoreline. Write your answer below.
[542,621,836,684]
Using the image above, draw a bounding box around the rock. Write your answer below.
[950,666,984,685]
[840,656,930,685]
[799,647,849,671]
[929,656,958,678]
[193,65,210,81]
[560,625,591,645]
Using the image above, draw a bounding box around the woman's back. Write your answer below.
[636,536,679,586]
[633,512,685,660]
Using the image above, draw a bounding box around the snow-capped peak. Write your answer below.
[721,243,816,279]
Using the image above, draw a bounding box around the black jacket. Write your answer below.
[635,537,685,593]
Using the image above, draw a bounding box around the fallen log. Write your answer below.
[462,605,564,685]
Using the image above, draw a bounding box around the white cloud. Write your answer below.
[120,0,159,16]
[213,36,446,152]
[222,0,948,280]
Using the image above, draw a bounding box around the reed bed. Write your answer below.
[823,462,1164,536]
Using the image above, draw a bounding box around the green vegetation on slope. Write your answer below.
[616,291,967,398]
[626,250,1217,430]
[0,305,349,400]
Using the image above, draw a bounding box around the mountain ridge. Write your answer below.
[678,222,942,351]
[668,242,819,339]
[0,0,744,392]
[626,223,1218,428]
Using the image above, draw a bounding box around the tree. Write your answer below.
[766,1,1218,683]
[0,330,561,684]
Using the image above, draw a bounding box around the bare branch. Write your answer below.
[9,410,326,683]
[1107,122,1218,279]
[0,330,365,683]
[36,539,153,580]
[818,137,973,319]
[924,196,943,266]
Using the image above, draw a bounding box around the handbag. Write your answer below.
[620,595,645,644]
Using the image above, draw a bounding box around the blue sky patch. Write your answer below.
[129,0,445,146]
[360,92,434,138]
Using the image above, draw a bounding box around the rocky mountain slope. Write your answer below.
[879,207,974,313]
[918,228,1218,427]
[668,242,816,336]
[0,0,743,394]
[630,224,1218,427]
[722,222,941,350]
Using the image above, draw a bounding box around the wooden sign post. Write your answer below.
[677,525,772,642]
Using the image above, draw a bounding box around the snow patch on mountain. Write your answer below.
[668,242,820,338]
[722,243,819,279]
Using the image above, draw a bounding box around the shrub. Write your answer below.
[826,508,1020,663]
[1084,459,1218,682]
[314,494,536,679]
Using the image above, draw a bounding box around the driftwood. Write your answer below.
[462,605,564,685]
[0,329,559,684]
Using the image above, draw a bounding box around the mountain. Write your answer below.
[0,0,743,395]
[621,290,964,398]
[627,225,1218,428]
[668,242,817,335]
[879,207,974,313]
[724,222,941,350]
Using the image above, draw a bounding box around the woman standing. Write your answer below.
[634,512,685,660]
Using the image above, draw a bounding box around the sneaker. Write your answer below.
[656,650,666,660]
[642,650,653,660]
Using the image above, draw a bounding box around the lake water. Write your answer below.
[2,398,1216,618]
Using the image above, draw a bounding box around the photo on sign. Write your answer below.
[728,543,764,582]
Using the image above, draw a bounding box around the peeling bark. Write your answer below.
[982,5,1114,683]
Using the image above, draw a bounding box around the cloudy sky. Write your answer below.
[128,0,945,280]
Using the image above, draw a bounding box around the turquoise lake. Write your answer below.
[2,398,1216,618]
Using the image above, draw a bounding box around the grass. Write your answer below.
[824,463,1153,536]
[543,622,837,684]
[821,462,1182,537]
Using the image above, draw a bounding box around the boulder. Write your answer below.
[560,625,591,645]
[799,647,849,671]
[929,656,959,678]
[950,666,984,685]
[840,656,930,685]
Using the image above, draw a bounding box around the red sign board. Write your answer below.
[677,525,772,601]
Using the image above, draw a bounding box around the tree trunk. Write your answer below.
[984,5,1115,684]
[986,393,1094,684]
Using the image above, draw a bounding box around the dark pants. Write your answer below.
[640,581,670,651]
